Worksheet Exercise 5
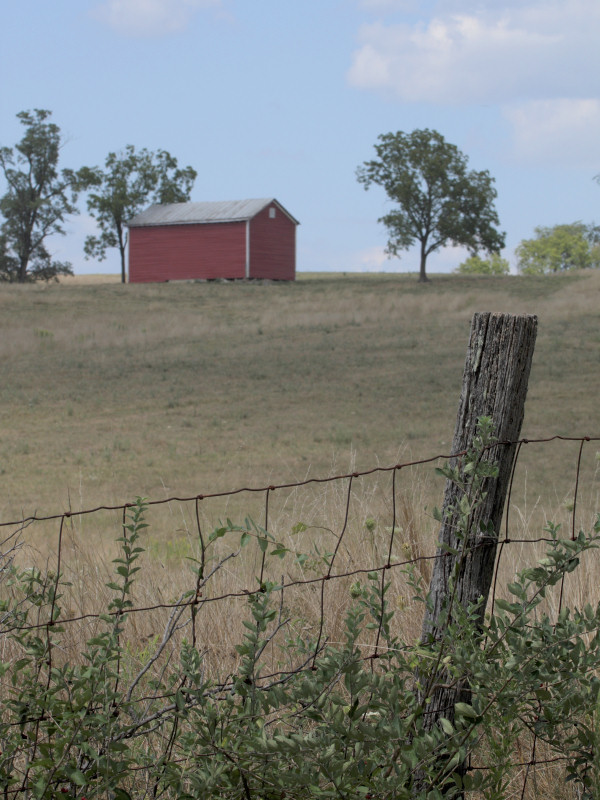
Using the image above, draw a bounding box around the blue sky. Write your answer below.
[1,0,599,274]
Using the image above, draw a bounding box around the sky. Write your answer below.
[1,0,599,275]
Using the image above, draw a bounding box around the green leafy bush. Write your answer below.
[454,253,510,275]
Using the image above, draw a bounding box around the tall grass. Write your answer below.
[10,435,599,684]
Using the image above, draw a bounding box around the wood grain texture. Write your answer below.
[418,312,537,739]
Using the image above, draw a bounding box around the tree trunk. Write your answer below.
[415,312,538,791]
[119,243,126,284]
[18,254,29,283]
[118,228,126,284]
[418,242,429,282]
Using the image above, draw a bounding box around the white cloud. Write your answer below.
[357,245,390,270]
[357,0,422,10]
[93,0,221,37]
[351,243,465,273]
[348,1,600,105]
[504,98,600,167]
[427,244,469,272]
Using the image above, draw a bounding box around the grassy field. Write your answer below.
[1,270,598,520]
[2,267,599,618]
[1,271,599,798]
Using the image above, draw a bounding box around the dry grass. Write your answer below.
[1,269,598,523]
[57,273,122,285]
[8,437,599,679]
[10,463,437,672]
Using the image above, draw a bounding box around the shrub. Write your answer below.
[454,253,510,275]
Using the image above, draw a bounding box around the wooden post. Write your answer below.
[416,313,537,784]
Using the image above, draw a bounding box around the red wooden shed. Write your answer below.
[126,198,299,283]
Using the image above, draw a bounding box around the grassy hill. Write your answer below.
[0,270,598,523]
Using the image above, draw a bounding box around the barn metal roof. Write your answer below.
[127,198,299,228]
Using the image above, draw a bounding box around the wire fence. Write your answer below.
[1,433,599,798]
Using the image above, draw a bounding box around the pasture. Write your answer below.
[1,269,598,523]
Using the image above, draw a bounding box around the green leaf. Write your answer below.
[494,598,519,613]
[439,717,454,735]
[209,526,227,542]
[454,702,478,719]
[68,769,87,786]
[291,522,308,535]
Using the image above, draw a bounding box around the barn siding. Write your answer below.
[128,222,246,282]
[249,204,296,280]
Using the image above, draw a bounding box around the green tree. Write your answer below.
[455,252,510,275]
[357,128,505,282]
[80,145,197,283]
[586,222,600,267]
[516,222,600,274]
[0,109,80,282]
[0,234,19,282]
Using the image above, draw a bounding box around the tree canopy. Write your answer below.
[0,109,81,282]
[80,146,197,283]
[454,253,509,276]
[516,223,600,274]
[357,129,505,282]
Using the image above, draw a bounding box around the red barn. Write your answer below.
[126,198,299,283]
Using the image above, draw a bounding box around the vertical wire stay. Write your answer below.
[490,439,522,618]
[326,474,354,578]
[191,496,206,648]
[557,438,589,618]
[264,486,271,534]
[571,437,589,541]
[312,474,354,667]
[259,486,272,586]
[24,513,68,795]
[373,467,400,659]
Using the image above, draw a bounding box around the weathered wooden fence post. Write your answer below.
[416,312,538,788]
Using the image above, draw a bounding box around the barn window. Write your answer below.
[269,207,276,218]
